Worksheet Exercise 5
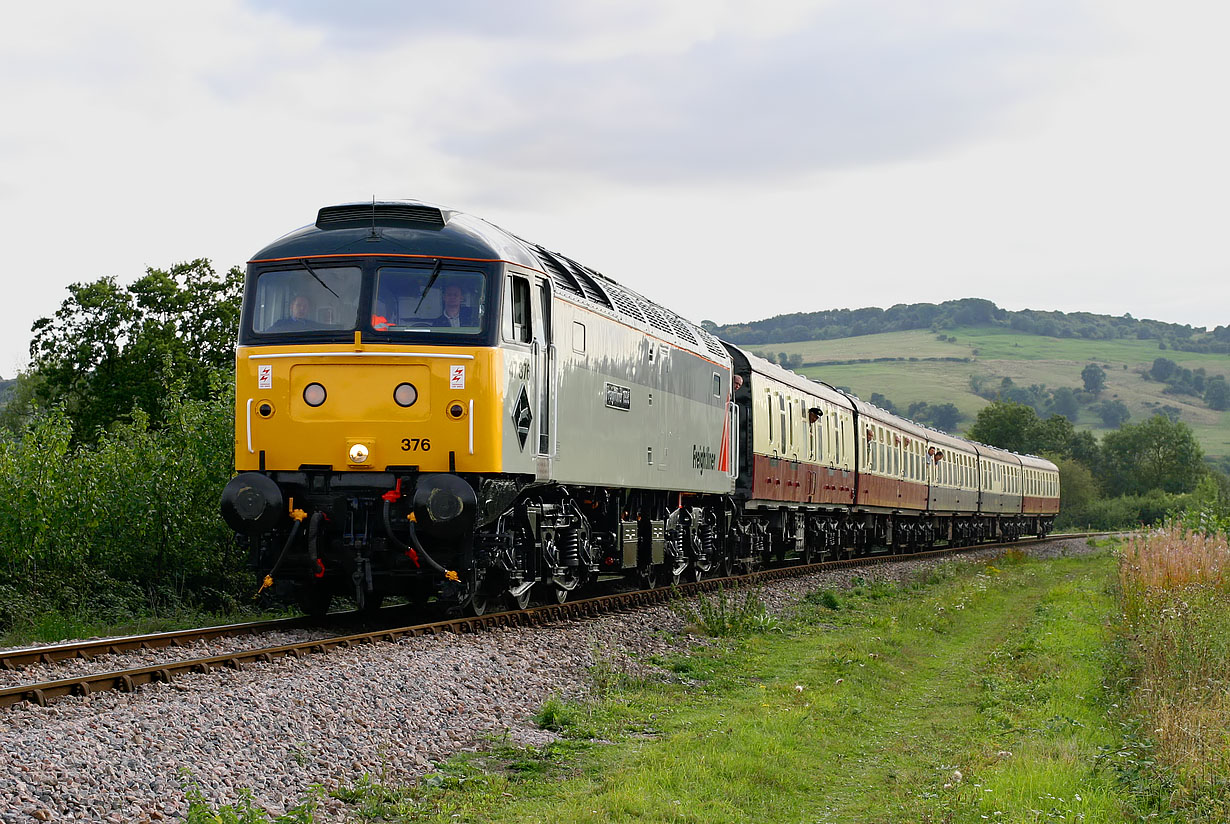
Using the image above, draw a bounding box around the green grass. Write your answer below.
[277,549,1134,823]
[764,326,1230,370]
[754,326,1230,458]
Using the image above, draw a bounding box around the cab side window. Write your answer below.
[506,276,531,344]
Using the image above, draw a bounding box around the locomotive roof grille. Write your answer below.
[637,298,675,336]
[532,246,586,300]
[604,282,647,323]
[697,327,728,359]
[668,314,698,345]
[559,256,613,308]
[316,204,447,230]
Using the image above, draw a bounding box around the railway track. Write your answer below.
[0,533,1107,709]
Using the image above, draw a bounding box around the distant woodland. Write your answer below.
[704,297,1230,354]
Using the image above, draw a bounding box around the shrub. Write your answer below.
[0,371,243,633]
[672,586,782,637]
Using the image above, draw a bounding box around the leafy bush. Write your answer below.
[0,371,243,633]
[1168,476,1230,537]
[1057,489,1193,532]
[672,585,782,637]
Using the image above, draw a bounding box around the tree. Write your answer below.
[27,260,242,441]
[1033,415,1076,456]
[1053,456,1099,527]
[1206,375,1230,411]
[870,393,898,414]
[966,401,1040,453]
[1049,386,1080,420]
[928,403,962,432]
[1150,357,1177,382]
[1094,399,1130,428]
[1081,363,1106,393]
[1100,414,1205,496]
[1069,430,1100,470]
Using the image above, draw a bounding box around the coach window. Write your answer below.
[506,276,531,344]
[573,321,586,354]
[779,395,787,455]
[766,392,774,448]
[834,413,842,466]
[713,373,722,398]
[788,399,794,454]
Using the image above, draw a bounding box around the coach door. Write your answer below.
[533,278,556,478]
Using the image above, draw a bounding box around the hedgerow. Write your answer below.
[0,373,243,631]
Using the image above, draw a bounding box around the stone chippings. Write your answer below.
[0,538,1096,822]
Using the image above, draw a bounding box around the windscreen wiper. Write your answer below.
[301,259,340,300]
[413,259,443,314]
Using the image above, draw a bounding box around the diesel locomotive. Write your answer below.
[220,200,1059,615]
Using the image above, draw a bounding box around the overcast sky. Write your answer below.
[2,0,1227,377]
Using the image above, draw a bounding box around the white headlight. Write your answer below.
[303,383,327,407]
[349,443,369,464]
[393,382,418,407]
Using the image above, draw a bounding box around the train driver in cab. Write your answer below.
[270,294,314,331]
[433,280,477,328]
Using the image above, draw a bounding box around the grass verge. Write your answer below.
[228,547,1130,823]
[1111,526,1230,820]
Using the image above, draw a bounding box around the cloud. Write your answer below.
[244,0,1095,187]
[434,1,1094,186]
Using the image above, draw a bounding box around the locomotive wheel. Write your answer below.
[467,587,491,616]
[507,587,533,610]
[465,570,497,617]
[718,552,734,578]
[640,564,659,590]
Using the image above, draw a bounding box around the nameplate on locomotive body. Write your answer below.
[604,382,631,411]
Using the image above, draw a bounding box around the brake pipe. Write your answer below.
[255,515,305,595]
[307,511,326,573]
[381,499,452,577]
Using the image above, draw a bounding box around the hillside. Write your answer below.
[745,326,1230,463]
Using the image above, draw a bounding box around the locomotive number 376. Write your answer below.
[401,438,431,451]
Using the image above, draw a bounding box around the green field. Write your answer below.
[750,327,1230,459]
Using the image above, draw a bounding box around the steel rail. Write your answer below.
[0,532,1109,709]
[0,613,351,672]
